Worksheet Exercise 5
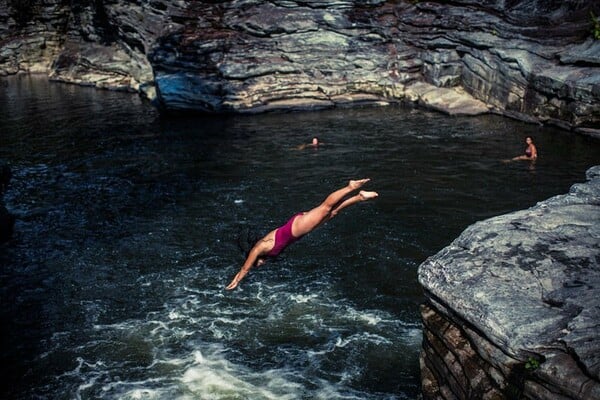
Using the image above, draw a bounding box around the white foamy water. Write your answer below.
[39,256,424,399]
[51,281,421,400]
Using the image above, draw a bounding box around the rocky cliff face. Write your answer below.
[1,0,599,131]
[0,0,180,97]
[418,165,600,399]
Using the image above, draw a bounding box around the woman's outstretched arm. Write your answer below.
[226,237,271,290]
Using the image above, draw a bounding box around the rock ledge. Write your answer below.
[419,166,600,399]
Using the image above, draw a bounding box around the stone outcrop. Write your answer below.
[0,0,178,98]
[1,0,599,130]
[418,165,600,400]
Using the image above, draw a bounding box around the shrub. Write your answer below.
[592,12,600,40]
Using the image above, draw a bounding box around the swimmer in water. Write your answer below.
[297,136,322,150]
[511,136,537,161]
[225,179,378,290]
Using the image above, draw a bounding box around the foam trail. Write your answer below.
[180,350,302,400]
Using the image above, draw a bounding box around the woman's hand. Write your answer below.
[225,277,239,290]
[226,240,269,291]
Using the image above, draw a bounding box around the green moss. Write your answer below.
[504,357,544,399]
[592,12,600,40]
[525,357,540,371]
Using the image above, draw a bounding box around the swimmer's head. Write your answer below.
[312,137,319,145]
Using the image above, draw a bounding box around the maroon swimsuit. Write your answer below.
[266,213,304,257]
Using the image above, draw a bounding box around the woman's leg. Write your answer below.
[329,190,378,219]
[292,179,370,236]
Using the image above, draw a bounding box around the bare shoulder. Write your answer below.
[255,231,276,253]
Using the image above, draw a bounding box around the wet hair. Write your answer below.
[237,227,260,258]
[236,227,280,265]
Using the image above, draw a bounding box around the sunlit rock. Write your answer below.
[405,82,490,116]
[419,166,600,400]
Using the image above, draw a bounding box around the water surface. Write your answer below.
[1,75,599,399]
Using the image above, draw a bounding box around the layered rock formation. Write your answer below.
[1,1,599,131]
[0,0,179,97]
[419,165,600,400]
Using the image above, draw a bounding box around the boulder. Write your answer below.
[419,166,600,399]
[405,82,490,116]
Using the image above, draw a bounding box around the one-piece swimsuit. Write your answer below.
[266,213,304,257]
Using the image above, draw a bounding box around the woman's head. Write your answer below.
[526,136,534,144]
[238,228,259,255]
[312,137,319,145]
[237,228,271,267]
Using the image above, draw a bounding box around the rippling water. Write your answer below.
[1,75,599,399]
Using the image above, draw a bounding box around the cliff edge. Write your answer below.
[1,1,599,133]
[418,165,600,399]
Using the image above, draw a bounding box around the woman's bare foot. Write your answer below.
[359,190,378,200]
[349,178,370,190]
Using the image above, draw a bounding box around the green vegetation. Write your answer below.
[504,357,543,399]
[525,357,541,371]
[592,12,600,40]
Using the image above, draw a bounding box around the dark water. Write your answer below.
[1,75,599,400]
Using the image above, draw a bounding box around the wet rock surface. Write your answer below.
[1,1,599,130]
[418,166,600,399]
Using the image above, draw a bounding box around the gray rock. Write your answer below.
[0,0,599,128]
[419,165,600,399]
[405,81,490,116]
[559,39,600,66]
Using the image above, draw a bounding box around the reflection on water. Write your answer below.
[1,75,599,399]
